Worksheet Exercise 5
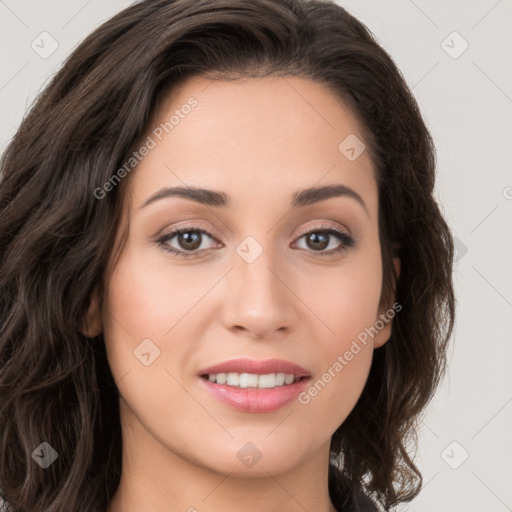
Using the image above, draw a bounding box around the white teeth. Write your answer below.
[274,373,285,386]
[226,373,239,386]
[205,372,301,388]
[258,374,276,388]
[284,374,294,385]
[239,373,259,388]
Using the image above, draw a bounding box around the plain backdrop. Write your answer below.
[1,1,511,511]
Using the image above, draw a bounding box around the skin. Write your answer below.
[84,75,399,512]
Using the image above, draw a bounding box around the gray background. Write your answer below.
[1,1,511,511]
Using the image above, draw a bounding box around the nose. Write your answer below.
[221,244,299,339]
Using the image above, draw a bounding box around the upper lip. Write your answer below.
[198,358,311,378]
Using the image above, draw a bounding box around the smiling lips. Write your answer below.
[198,358,311,413]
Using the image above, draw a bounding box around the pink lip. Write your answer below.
[198,358,310,378]
[197,358,311,413]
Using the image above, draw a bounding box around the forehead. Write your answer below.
[127,75,377,216]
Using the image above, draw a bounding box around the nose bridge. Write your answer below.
[222,233,296,336]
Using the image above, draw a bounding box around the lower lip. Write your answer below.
[198,377,310,413]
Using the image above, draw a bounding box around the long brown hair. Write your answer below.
[0,0,455,510]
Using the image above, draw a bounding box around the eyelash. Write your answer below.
[155,224,355,259]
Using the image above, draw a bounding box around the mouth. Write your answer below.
[197,358,311,413]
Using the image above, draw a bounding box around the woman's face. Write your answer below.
[89,75,396,476]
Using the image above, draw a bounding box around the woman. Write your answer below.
[0,0,455,511]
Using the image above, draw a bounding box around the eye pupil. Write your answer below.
[307,232,328,250]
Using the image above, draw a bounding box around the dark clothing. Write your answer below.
[333,489,380,512]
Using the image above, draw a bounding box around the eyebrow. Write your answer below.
[139,184,369,216]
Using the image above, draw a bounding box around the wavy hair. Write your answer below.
[0,0,455,510]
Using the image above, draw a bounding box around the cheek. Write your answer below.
[100,251,206,433]
[102,247,206,343]
[101,249,172,383]
[301,248,383,348]
[294,250,382,418]
[297,274,378,431]
[101,244,218,396]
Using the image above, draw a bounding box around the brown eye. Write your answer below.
[156,227,218,258]
[294,228,355,256]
